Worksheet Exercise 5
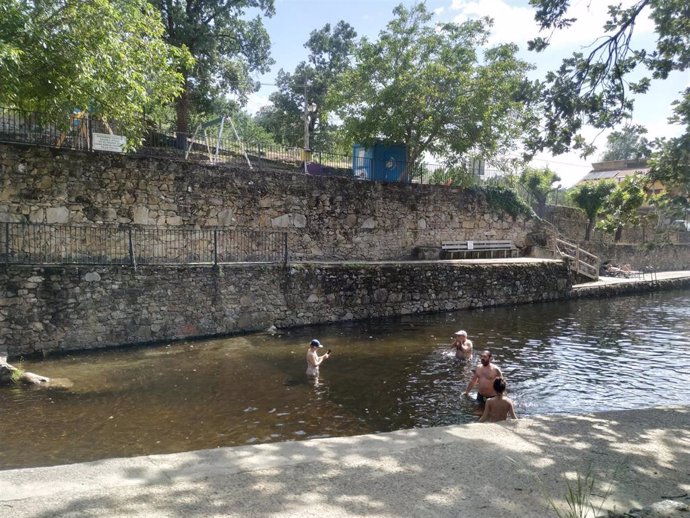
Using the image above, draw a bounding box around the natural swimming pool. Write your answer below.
[2,289,689,470]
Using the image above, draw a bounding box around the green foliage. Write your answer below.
[548,468,618,518]
[526,0,690,157]
[518,166,561,217]
[471,186,533,218]
[596,174,647,241]
[255,21,357,148]
[0,0,191,146]
[150,0,275,133]
[601,124,652,161]
[568,181,616,240]
[428,165,480,189]
[9,366,24,384]
[328,3,538,174]
[230,111,276,147]
[649,88,690,198]
[507,456,620,518]
[647,192,688,240]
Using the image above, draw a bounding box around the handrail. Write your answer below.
[555,238,599,281]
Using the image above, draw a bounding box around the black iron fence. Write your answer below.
[1,222,288,266]
[0,106,506,185]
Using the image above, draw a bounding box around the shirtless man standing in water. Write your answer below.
[450,330,473,359]
[306,339,330,377]
[464,350,503,406]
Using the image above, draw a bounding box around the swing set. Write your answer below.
[184,116,252,169]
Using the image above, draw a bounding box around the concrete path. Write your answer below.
[574,270,690,287]
[1,406,688,518]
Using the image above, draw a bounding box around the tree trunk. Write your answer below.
[614,225,623,242]
[175,81,190,149]
[585,219,594,241]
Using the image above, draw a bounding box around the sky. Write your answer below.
[245,0,689,187]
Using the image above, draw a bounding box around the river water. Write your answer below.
[2,290,689,469]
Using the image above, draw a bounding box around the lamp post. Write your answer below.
[303,84,309,173]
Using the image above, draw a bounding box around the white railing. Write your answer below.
[555,238,599,280]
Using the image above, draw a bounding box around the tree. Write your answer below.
[568,181,616,241]
[526,0,690,157]
[328,3,538,179]
[597,174,647,242]
[151,0,275,136]
[649,88,690,197]
[0,0,191,145]
[255,21,357,149]
[601,124,652,161]
[230,110,276,147]
[518,167,561,218]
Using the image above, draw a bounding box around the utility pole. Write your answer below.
[303,83,309,173]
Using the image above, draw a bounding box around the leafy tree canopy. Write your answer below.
[518,166,561,217]
[600,124,652,161]
[0,0,192,145]
[151,0,275,134]
[649,87,690,197]
[255,21,357,149]
[526,0,690,157]
[327,3,539,176]
[568,181,616,240]
[596,174,647,241]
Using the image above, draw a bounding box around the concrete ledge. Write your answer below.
[1,406,688,517]
[571,271,690,298]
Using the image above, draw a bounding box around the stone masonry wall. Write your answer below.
[544,205,690,270]
[544,205,658,245]
[0,143,541,260]
[1,261,571,358]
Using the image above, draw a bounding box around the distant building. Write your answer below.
[577,159,664,195]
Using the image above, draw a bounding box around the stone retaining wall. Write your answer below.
[0,143,542,261]
[0,260,570,358]
[544,205,690,271]
[589,243,690,272]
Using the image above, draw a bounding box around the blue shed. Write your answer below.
[352,142,408,183]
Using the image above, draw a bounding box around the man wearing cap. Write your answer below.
[306,339,330,377]
[451,330,473,359]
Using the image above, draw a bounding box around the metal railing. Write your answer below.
[555,238,599,280]
[1,222,288,266]
[0,106,506,185]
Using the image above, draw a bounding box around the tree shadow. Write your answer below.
[3,406,688,517]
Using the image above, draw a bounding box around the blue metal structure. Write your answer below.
[352,142,408,183]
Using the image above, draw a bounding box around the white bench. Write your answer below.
[441,240,517,259]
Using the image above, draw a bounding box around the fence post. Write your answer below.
[88,114,93,152]
[4,222,9,265]
[213,229,218,266]
[283,232,288,265]
[128,227,137,268]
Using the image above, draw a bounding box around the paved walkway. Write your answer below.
[1,406,688,517]
[574,269,690,288]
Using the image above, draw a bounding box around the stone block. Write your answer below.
[46,207,69,224]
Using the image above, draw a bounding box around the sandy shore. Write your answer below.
[1,405,688,517]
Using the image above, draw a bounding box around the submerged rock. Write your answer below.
[0,361,50,386]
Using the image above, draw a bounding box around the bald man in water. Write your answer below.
[464,350,503,406]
